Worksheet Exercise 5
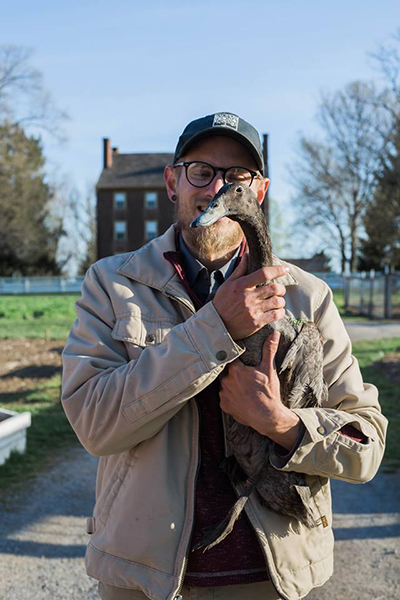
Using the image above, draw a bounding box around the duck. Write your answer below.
[190,183,328,551]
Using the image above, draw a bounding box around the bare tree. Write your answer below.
[358,32,400,270]
[0,44,67,138]
[53,181,97,275]
[78,184,97,274]
[371,30,400,102]
[290,80,392,272]
[269,197,293,257]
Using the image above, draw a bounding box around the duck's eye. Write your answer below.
[236,186,243,194]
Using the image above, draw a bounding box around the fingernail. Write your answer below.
[285,267,290,272]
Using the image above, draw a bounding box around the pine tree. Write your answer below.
[0,122,60,275]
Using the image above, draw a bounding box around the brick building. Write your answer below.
[96,135,270,259]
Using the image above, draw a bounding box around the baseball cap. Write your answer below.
[173,112,264,174]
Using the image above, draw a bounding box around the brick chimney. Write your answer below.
[103,138,113,169]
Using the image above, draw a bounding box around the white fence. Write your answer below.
[345,272,400,319]
[311,273,344,290]
[0,276,84,295]
[0,273,345,296]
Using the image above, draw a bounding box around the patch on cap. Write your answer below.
[212,113,239,130]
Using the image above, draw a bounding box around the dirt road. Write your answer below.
[0,331,399,599]
[345,320,400,341]
[0,444,399,600]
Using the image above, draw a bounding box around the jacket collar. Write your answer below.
[117,225,298,299]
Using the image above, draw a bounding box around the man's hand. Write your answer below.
[213,254,288,341]
[219,332,301,451]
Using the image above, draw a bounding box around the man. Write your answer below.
[62,112,387,600]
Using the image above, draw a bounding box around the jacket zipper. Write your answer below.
[172,398,201,600]
[165,293,281,598]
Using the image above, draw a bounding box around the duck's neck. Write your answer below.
[236,213,273,274]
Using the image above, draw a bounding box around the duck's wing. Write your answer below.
[279,322,328,409]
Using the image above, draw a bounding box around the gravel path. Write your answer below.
[344,321,400,341]
[0,445,399,599]
[0,446,99,600]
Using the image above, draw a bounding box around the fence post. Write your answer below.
[384,273,392,319]
[360,272,366,316]
[369,270,375,319]
[344,275,350,310]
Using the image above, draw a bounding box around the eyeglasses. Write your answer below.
[173,161,259,188]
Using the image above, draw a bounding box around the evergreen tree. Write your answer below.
[0,122,60,275]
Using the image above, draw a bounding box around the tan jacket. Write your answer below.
[61,225,387,600]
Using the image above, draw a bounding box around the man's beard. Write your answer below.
[174,197,243,259]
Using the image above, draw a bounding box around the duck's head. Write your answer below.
[190,182,261,229]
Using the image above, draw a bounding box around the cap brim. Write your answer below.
[175,128,264,174]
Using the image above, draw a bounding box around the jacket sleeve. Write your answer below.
[269,283,388,484]
[61,264,244,457]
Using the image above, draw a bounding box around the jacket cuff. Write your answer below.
[290,407,376,443]
[269,407,376,475]
[273,423,306,467]
[183,301,245,371]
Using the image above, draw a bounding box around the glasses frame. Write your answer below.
[173,160,259,188]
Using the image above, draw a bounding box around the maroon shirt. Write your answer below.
[165,242,269,586]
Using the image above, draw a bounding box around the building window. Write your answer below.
[114,192,127,209]
[145,220,158,241]
[144,191,158,209]
[114,221,127,241]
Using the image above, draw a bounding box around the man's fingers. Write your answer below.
[260,331,281,372]
[227,253,248,281]
[243,265,289,289]
[253,281,286,301]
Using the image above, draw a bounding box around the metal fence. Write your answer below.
[0,276,84,295]
[311,272,344,290]
[345,272,400,319]
[0,273,345,296]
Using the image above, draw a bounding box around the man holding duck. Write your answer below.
[62,112,386,600]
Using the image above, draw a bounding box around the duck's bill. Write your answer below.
[190,200,229,228]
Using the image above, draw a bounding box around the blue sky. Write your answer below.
[1,0,398,264]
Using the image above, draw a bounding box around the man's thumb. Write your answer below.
[261,331,281,370]
[228,253,248,281]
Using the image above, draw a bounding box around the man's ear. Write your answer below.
[256,178,270,205]
[164,165,178,203]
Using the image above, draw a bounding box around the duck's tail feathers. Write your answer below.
[192,473,260,553]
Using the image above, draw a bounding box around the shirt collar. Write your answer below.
[178,233,240,287]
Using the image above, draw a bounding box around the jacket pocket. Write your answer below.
[112,312,179,347]
[97,458,129,526]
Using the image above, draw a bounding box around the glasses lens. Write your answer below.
[225,167,253,185]
[186,162,214,187]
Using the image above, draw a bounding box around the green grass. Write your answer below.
[332,289,372,322]
[0,299,398,495]
[352,337,400,472]
[332,289,345,313]
[0,295,79,339]
[0,374,80,496]
[0,290,382,335]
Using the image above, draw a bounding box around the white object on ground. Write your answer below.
[0,408,31,466]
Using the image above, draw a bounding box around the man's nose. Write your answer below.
[204,171,225,198]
